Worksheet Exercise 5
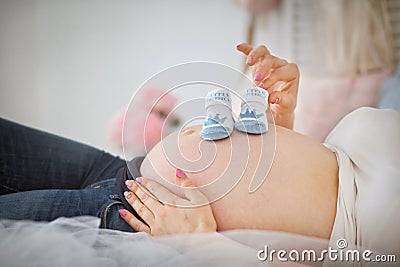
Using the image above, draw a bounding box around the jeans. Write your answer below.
[0,118,136,232]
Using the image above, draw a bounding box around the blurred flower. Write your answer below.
[109,88,180,154]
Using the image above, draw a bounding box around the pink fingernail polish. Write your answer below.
[254,72,262,81]
[246,57,253,64]
[176,168,186,179]
[259,83,264,88]
[118,209,126,217]
[125,180,133,187]
[124,191,132,199]
[135,177,142,184]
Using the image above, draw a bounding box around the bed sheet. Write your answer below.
[0,216,330,267]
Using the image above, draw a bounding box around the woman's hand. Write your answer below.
[236,43,299,129]
[118,169,217,236]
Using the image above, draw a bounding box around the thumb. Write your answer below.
[175,168,208,204]
[175,168,193,187]
[269,91,296,114]
[268,91,284,105]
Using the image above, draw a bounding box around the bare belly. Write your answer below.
[140,125,338,239]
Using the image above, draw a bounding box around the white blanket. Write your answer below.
[0,216,328,267]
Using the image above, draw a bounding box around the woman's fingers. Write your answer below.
[237,43,270,66]
[175,169,209,205]
[120,172,217,235]
[260,63,299,91]
[269,90,296,110]
[183,187,209,206]
[246,45,270,66]
[253,55,288,83]
[123,190,155,225]
[268,90,284,105]
[236,43,253,55]
[118,209,151,234]
[135,177,179,205]
[125,179,161,211]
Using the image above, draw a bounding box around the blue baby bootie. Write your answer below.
[200,89,234,141]
[235,88,269,134]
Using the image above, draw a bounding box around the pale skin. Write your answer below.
[118,44,338,240]
[237,43,299,129]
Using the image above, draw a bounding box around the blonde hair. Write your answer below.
[313,0,395,75]
[252,0,398,76]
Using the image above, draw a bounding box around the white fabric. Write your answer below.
[323,107,400,266]
[0,216,328,267]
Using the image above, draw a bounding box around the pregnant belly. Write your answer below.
[140,125,338,239]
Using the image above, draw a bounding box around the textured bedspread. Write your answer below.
[0,216,328,267]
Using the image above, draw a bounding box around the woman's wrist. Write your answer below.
[274,111,294,130]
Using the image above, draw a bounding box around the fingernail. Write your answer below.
[135,177,142,184]
[125,180,133,187]
[273,98,280,104]
[246,57,253,64]
[259,82,264,88]
[236,44,241,49]
[254,72,262,81]
[124,191,132,199]
[176,168,186,179]
[118,209,126,217]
